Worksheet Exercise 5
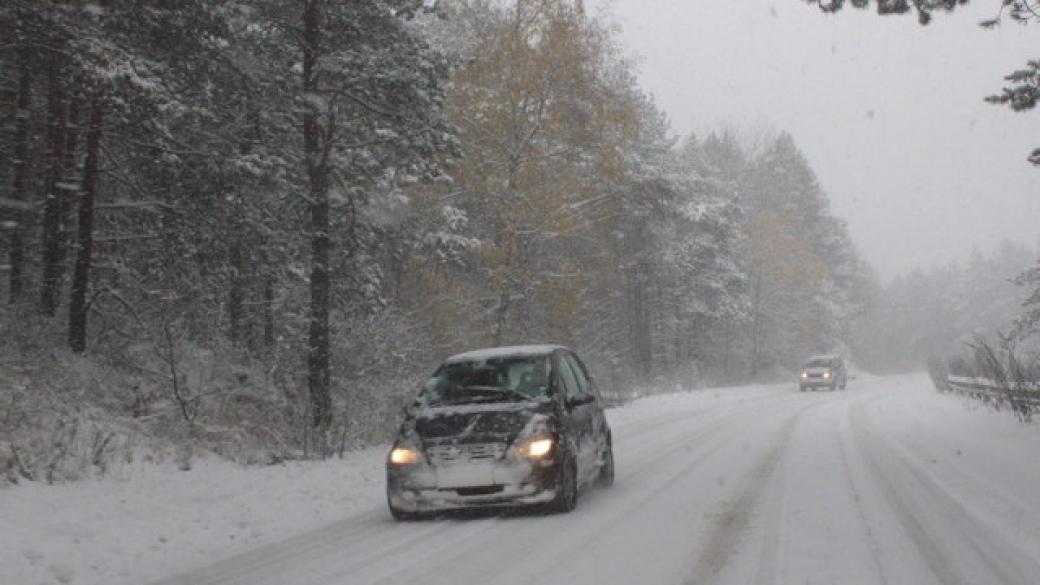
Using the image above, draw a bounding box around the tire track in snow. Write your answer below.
[680,400,817,585]
[835,406,892,585]
[537,395,830,578]
[147,508,385,585]
[301,512,511,585]
[870,394,1040,553]
[149,509,465,585]
[745,391,891,585]
[617,404,763,480]
[850,398,1040,585]
[610,387,805,450]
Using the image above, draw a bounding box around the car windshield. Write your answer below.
[806,358,836,368]
[419,355,551,406]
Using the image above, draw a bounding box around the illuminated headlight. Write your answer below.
[823,371,831,379]
[389,444,423,466]
[800,371,809,379]
[516,436,554,459]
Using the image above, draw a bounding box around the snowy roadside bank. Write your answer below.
[1,448,388,585]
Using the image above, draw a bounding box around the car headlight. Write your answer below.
[389,444,423,465]
[515,436,554,459]
[823,371,831,379]
[800,371,808,379]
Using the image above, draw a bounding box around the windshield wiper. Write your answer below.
[458,385,533,402]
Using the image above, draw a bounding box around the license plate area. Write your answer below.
[436,463,496,488]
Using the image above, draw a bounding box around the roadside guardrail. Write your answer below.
[944,375,1040,417]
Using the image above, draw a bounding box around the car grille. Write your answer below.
[427,442,506,463]
[454,486,504,496]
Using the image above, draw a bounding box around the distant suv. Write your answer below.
[799,355,847,392]
[386,345,614,519]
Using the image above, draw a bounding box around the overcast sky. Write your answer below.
[589,0,1040,281]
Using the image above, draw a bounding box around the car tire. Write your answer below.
[597,440,615,488]
[799,385,806,392]
[548,457,578,514]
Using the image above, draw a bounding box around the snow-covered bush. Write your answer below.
[0,307,305,484]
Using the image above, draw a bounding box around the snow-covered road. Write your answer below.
[7,373,1040,585]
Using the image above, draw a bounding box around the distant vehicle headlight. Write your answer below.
[516,436,554,459]
[800,371,809,379]
[823,371,831,379]
[389,444,423,465]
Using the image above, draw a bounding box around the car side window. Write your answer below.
[575,354,603,400]
[564,354,590,396]
[558,353,581,400]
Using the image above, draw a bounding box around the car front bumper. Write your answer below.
[387,457,559,513]
[800,377,835,387]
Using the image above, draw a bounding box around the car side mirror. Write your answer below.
[566,393,595,409]
[402,403,417,419]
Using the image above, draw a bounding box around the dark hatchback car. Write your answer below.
[386,345,614,519]
[799,354,848,392]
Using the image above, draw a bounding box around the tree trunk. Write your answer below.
[749,273,763,379]
[632,263,652,379]
[492,292,510,346]
[229,108,261,346]
[55,89,81,294]
[228,240,245,344]
[68,96,103,353]
[6,48,31,304]
[304,0,332,434]
[39,52,68,317]
[263,270,275,348]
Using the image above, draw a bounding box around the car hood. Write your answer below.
[804,367,834,375]
[410,401,551,447]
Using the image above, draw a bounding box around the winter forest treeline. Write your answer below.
[0,0,946,476]
[856,241,1040,374]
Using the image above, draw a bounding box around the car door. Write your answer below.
[561,352,598,483]
[555,351,587,475]
[570,351,608,441]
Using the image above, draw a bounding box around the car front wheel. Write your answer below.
[547,457,578,514]
[597,441,615,488]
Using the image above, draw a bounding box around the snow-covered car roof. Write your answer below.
[806,354,842,363]
[444,344,568,363]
